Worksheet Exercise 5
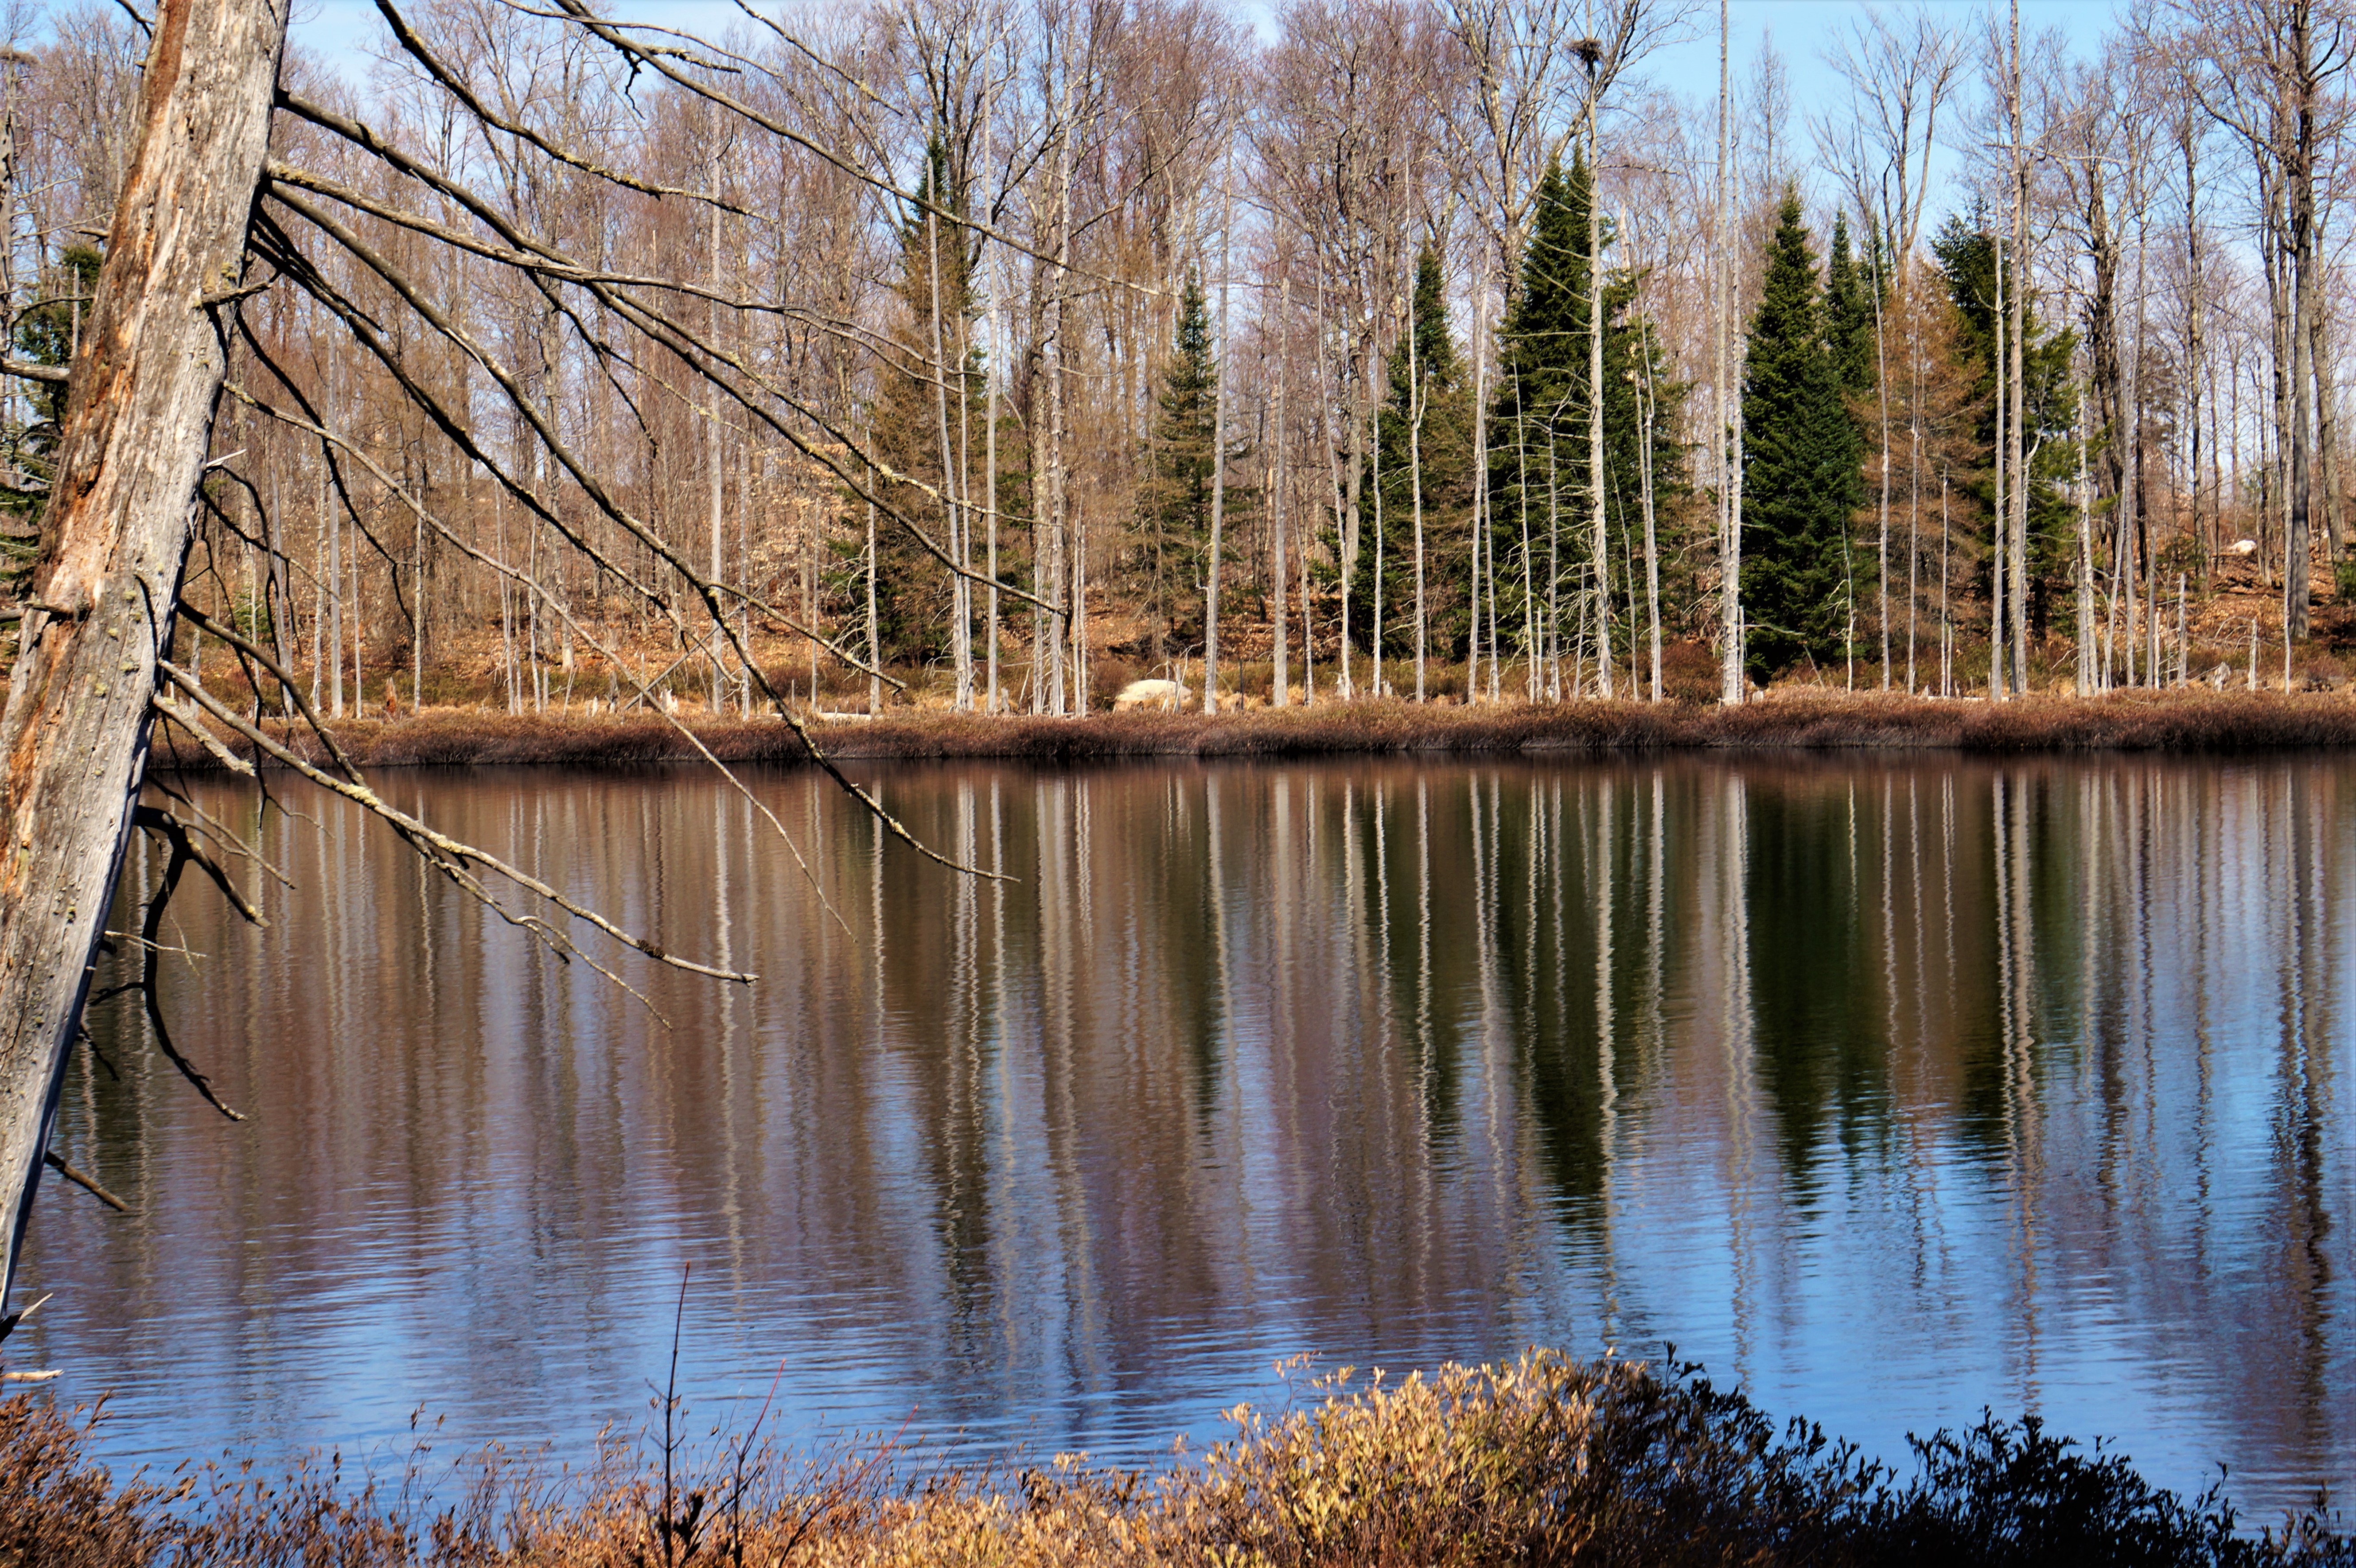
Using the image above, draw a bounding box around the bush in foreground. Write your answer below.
[0,1353,2346,1566]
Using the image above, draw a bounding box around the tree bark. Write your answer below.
[0,0,289,1321]
[1717,0,1740,705]
[2288,0,2317,637]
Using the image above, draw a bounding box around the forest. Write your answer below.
[1,0,2349,717]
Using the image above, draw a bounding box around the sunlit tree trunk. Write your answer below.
[1273,274,1289,708]
[1717,0,1742,705]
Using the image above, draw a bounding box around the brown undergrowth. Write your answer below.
[147,689,2356,774]
[1,1353,2347,1567]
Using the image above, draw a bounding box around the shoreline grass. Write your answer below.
[148,689,2356,774]
[3,1351,2346,1565]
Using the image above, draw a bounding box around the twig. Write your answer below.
[44,1151,131,1213]
[156,660,755,984]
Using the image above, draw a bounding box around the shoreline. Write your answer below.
[148,689,2356,773]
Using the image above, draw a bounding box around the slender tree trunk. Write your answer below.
[2185,122,2208,591]
[0,0,291,1317]
[987,241,1002,714]
[2077,408,2095,695]
[2008,0,2029,694]
[711,188,728,709]
[1472,281,1493,703]
[1203,179,1231,714]
[1043,130,1070,716]
[1410,282,1425,702]
[1273,275,1289,708]
[1342,301,1361,699]
[927,209,964,712]
[1371,343,1385,696]
[1873,252,1890,688]
[1717,0,1741,705]
[327,368,344,718]
[2289,1,2317,638]
[1639,319,1662,700]
[866,480,880,716]
[1992,230,2009,699]
[2136,223,2157,685]
[2313,268,2342,564]
[1587,96,1610,701]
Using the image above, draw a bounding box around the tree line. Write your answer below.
[4,0,2352,726]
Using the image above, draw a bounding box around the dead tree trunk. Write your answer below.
[0,0,289,1320]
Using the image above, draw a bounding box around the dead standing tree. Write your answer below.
[0,0,1009,1339]
[0,0,290,1322]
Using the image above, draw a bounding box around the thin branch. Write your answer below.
[43,1152,130,1213]
[156,659,763,981]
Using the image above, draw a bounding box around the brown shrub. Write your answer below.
[0,1396,160,1567]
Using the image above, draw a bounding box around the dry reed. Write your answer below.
[2,1352,2346,1567]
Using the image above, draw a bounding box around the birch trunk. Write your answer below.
[0,0,289,1319]
[1717,0,1741,705]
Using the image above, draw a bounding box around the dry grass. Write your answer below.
[2,1354,2347,1567]
[146,688,2356,774]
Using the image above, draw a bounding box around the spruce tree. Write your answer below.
[1933,212,2081,634]
[861,135,980,665]
[1824,214,1879,401]
[1135,270,1218,656]
[1485,156,1689,677]
[1822,212,1877,662]
[1740,189,1855,680]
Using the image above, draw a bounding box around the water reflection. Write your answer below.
[12,756,2352,1514]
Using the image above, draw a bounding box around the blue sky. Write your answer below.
[287,0,2129,226]
[290,0,2130,91]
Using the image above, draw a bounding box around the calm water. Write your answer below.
[9,756,2352,1514]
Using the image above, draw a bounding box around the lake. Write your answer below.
[11,754,2352,1517]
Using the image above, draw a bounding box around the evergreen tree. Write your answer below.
[1129,266,1256,660]
[1740,189,1856,680]
[1134,270,1218,656]
[1824,214,1879,401]
[860,135,981,665]
[1932,210,2081,634]
[1822,212,1880,659]
[1351,244,1476,659]
[1484,156,1688,675]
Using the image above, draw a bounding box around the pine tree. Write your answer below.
[1740,189,1855,680]
[1351,244,1476,658]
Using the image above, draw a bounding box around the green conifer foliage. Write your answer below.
[1351,245,1476,659]
[859,135,984,665]
[1824,214,1879,402]
[1484,156,1687,673]
[1135,270,1218,655]
[1740,190,1856,680]
[1932,212,2081,634]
